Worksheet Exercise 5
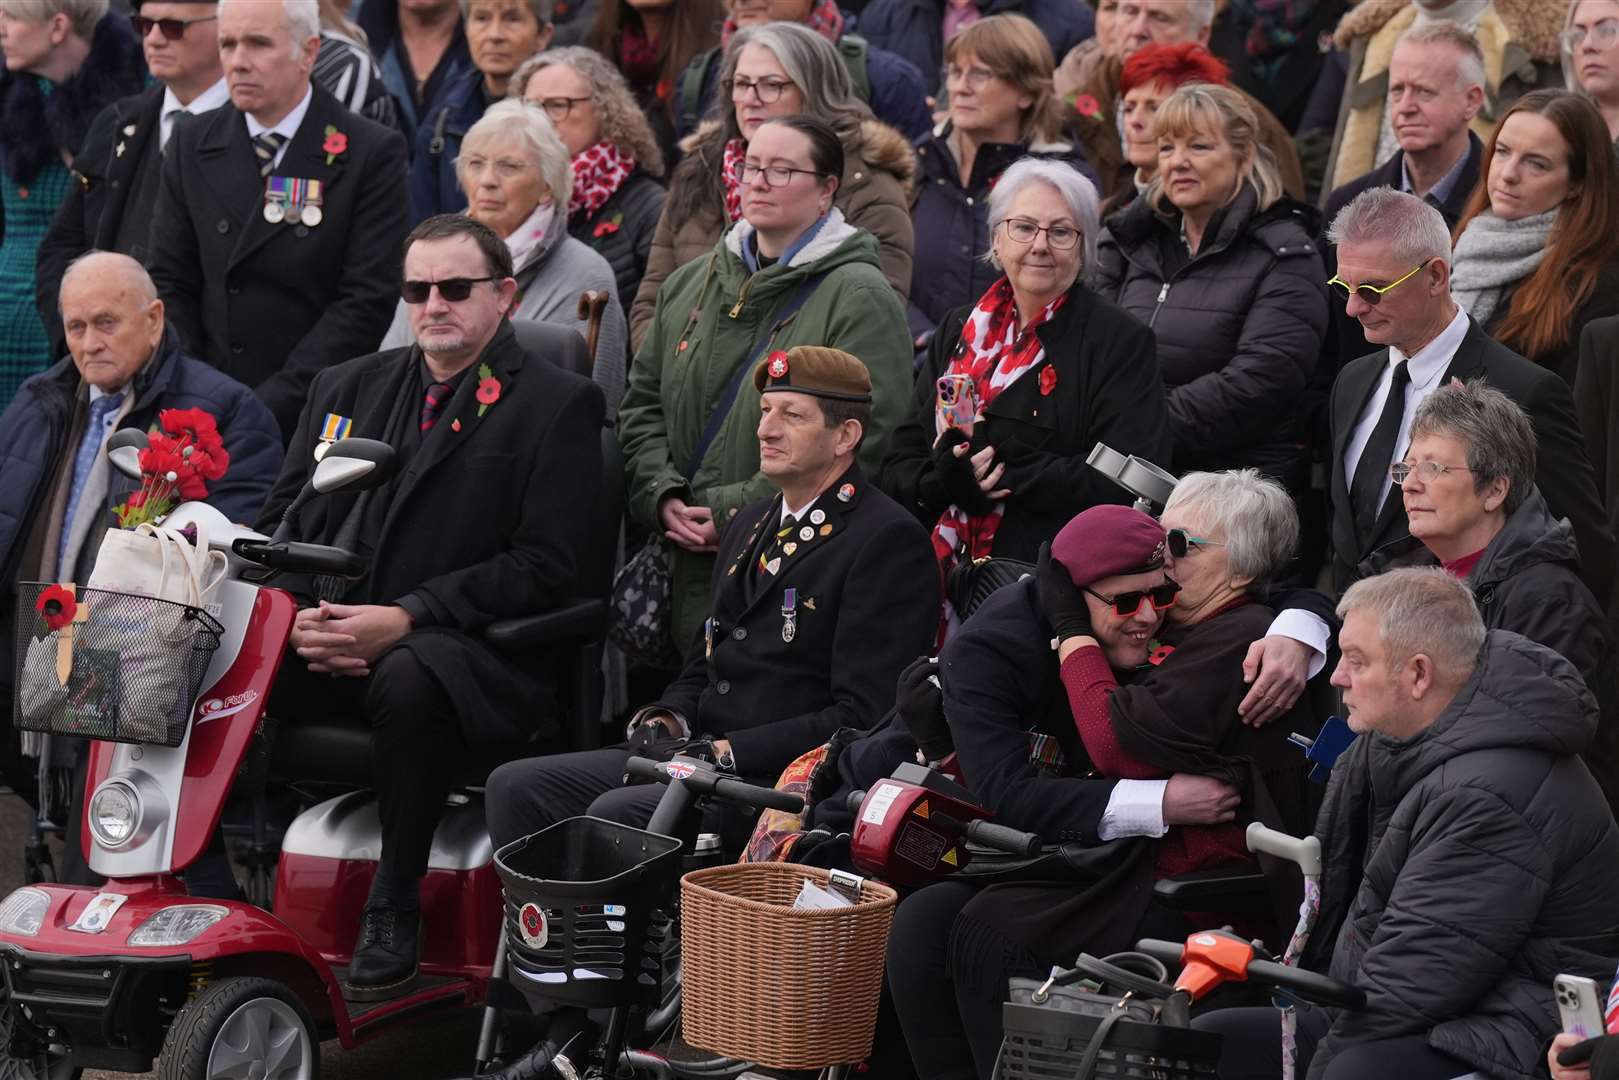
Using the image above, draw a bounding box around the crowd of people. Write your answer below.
[4,0,1619,1076]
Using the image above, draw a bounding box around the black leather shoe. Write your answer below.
[345,901,420,1001]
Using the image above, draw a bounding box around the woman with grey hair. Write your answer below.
[879,156,1170,625]
[627,19,916,347]
[382,100,627,416]
[511,46,666,312]
[0,0,142,403]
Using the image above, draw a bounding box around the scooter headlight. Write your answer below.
[88,779,141,849]
[127,905,230,947]
[0,888,50,936]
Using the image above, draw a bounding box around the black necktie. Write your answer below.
[754,515,800,578]
[252,132,286,178]
[1350,360,1411,545]
[420,381,453,432]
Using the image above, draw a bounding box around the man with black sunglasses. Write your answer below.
[255,213,605,1001]
[147,0,410,439]
[34,0,226,352]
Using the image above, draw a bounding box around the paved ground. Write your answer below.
[0,796,490,1079]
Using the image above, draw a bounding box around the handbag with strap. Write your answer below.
[609,270,830,667]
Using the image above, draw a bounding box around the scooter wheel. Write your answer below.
[157,976,320,1080]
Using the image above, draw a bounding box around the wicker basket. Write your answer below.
[679,862,898,1070]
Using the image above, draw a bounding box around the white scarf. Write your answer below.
[1449,208,1556,326]
[504,200,558,274]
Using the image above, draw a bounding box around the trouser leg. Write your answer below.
[484,747,633,850]
[367,647,462,882]
[886,880,982,1080]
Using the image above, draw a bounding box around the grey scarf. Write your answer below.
[1450,208,1557,327]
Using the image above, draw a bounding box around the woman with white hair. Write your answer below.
[0,0,143,404]
[879,156,1170,628]
[1093,82,1326,499]
[381,99,627,415]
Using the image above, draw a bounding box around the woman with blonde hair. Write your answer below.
[511,46,666,312]
[1093,81,1325,497]
[908,13,1094,349]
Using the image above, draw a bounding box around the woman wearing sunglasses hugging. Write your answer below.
[887,470,1315,1080]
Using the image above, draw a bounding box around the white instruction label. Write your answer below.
[861,782,905,826]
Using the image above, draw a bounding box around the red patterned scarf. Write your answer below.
[721,137,747,223]
[931,277,1067,580]
[570,140,637,218]
[721,0,844,46]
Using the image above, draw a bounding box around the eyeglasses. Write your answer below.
[532,96,591,121]
[730,160,823,187]
[1327,258,1432,305]
[459,155,533,180]
[1083,579,1181,618]
[1562,19,1619,52]
[400,277,497,304]
[998,218,1082,250]
[130,12,216,40]
[726,76,795,103]
[1390,459,1474,484]
[943,65,997,91]
[1165,528,1226,559]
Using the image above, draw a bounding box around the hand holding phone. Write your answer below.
[936,374,978,437]
[1557,974,1607,1039]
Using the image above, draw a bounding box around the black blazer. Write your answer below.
[1577,314,1619,575]
[878,281,1174,563]
[653,464,940,782]
[1329,316,1615,606]
[34,86,164,352]
[148,85,410,438]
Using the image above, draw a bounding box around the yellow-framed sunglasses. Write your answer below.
[1327,257,1434,305]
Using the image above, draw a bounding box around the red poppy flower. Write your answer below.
[477,377,502,406]
[593,219,621,238]
[37,585,76,632]
[1039,366,1058,396]
[1148,644,1176,667]
[1073,94,1102,119]
[323,130,348,156]
[160,408,219,440]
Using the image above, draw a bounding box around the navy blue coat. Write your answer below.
[853,0,1093,96]
[407,70,491,227]
[354,0,473,139]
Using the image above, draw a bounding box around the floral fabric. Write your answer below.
[570,140,637,218]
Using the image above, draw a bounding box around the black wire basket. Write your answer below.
[998,999,1223,1079]
[13,584,224,748]
[494,816,683,1008]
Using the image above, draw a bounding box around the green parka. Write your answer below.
[618,208,913,652]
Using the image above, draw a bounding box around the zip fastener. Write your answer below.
[729,273,757,318]
[1148,282,1170,328]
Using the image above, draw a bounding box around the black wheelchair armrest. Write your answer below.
[483,598,607,651]
[1153,867,1272,911]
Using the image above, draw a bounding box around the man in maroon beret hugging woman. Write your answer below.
[886,469,1318,1080]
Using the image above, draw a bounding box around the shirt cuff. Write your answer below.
[395,594,433,628]
[624,706,691,740]
[1266,609,1330,680]
[1097,778,1168,841]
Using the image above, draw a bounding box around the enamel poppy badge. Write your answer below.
[518,902,549,949]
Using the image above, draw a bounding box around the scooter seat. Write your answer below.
[268,717,534,789]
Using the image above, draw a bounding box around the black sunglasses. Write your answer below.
[1165,528,1227,559]
[1082,579,1181,618]
[130,12,216,40]
[400,277,496,304]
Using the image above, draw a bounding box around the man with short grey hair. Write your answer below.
[1198,566,1619,1080]
[148,0,410,438]
[1237,188,1614,730]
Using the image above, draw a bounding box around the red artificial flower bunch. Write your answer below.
[113,408,230,528]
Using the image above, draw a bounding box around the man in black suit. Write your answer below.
[148,0,409,438]
[35,0,227,351]
[257,214,604,1000]
[1247,188,1615,689]
[485,346,940,858]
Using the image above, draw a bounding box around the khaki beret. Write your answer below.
[753,345,873,402]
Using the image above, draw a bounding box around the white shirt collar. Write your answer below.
[244,83,314,143]
[1389,303,1469,389]
[781,495,817,523]
[160,77,229,149]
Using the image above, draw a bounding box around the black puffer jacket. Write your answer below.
[1091,186,1326,491]
[568,169,666,317]
[1302,631,1619,1080]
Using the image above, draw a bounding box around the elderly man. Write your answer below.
[257,213,604,1001]
[1198,568,1619,1080]
[0,251,281,874]
[1239,187,1615,725]
[148,0,409,438]
[35,0,226,351]
[486,346,939,857]
[1053,0,1303,200]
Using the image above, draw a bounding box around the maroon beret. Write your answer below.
[1051,504,1166,588]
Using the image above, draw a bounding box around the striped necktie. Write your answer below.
[252,132,287,177]
[420,382,454,432]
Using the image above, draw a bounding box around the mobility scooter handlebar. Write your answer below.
[843,784,1042,856]
[624,755,806,815]
[232,538,367,578]
[1135,936,1366,1010]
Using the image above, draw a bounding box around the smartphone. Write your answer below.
[1555,973,1606,1039]
[935,374,978,436]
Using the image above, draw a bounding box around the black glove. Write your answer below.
[894,655,952,761]
[1036,541,1092,642]
[932,427,997,515]
[1559,1034,1619,1079]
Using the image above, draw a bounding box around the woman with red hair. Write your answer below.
[1111,42,1230,214]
